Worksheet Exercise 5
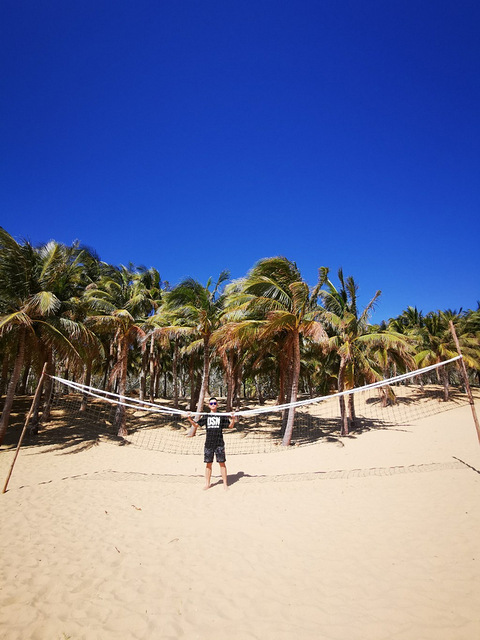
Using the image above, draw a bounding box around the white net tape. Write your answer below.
[49,355,463,417]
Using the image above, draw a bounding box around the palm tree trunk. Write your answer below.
[149,335,156,403]
[1,352,11,396]
[282,331,300,446]
[30,358,46,427]
[172,338,179,409]
[102,358,110,391]
[0,326,26,445]
[441,365,449,401]
[234,364,242,407]
[80,358,93,412]
[225,351,235,412]
[139,340,148,401]
[255,377,264,405]
[281,341,294,435]
[41,351,54,423]
[106,337,119,393]
[338,357,349,436]
[191,374,201,410]
[348,393,356,428]
[188,357,196,411]
[114,336,128,436]
[277,354,287,405]
[195,336,210,418]
[18,352,31,394]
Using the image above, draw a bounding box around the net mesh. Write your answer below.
[42,356,470,455]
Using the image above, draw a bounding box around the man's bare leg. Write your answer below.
[219,462,228,490]
[204,463,212,490]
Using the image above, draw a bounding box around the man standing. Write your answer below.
[186,398,236,490]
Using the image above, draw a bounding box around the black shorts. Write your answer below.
[204,445,226,464]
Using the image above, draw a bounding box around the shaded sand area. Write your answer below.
[1,399,479,639]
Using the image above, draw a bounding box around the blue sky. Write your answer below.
[1,1,479,322]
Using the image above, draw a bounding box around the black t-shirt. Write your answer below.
[198,414,230,448]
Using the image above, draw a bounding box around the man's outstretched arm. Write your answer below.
[186,413,199,437]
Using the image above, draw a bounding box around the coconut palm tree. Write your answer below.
[84,265,158,435]
[388,306,424,334]
[461,304,480,384]
[212,282,270,410]
[234,257,326,446]
[415,310,480,400]
[0,229,91,443]
[141,305,191,408]
[320,268,413,434]
[164,271,230,418]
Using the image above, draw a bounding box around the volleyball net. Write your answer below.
[40,355,472,455]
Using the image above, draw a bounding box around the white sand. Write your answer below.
[1,400,479,640]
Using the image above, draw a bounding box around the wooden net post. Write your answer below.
[449,321,480,445]
[2,362,48,494]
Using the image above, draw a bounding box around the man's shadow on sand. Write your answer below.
[228,471,252,486]
[207,471,254,488]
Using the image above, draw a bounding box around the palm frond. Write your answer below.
[25,291,61,316]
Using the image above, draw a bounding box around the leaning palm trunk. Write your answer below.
[277,348,289,405]
[282,331,300,446]
[0,326,26,445]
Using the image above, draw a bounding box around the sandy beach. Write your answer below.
[1,399,479,640]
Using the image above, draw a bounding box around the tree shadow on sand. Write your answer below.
[1,386,469,457]
[0,395,126,455]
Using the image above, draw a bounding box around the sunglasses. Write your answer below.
[209,401,217,406]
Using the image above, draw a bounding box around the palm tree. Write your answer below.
[461,304,480,384]
[213,281,269,410]
[320,268,412,435]
[0,229,90,443]
[33,240,103,421]
[84,265,158,435]
[415,310,480,400]
[142,305,191,408]
[388,306,424,334]
[164,271,230,418]
[235,257,326,446]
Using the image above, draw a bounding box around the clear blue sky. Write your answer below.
[1,1,479,322]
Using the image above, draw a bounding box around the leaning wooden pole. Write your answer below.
[2,363,48,494]
[449,321,480,445]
